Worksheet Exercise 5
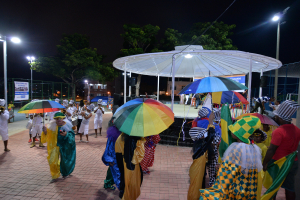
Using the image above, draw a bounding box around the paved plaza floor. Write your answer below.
[0,113,291,199]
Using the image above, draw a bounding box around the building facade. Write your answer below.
[83,80,115,101]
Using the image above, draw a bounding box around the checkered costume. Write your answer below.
[199,142,262,200]
[207,134,221,186]
[140,135,161,173]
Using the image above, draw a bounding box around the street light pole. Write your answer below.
[272,7,289,100]
[85,80,90,102]
[274,19,280,100]
[3,37,7,110]
[0,36,21,109]
[27,56,35,101]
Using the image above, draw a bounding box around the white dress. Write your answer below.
[66,106,77,121]
[31,115,43,137]
[94,107,104,129]
[78,111,91,135]
[0,110,9,141]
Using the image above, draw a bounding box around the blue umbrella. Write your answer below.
[179,79,202,94]
[179,77,247,94]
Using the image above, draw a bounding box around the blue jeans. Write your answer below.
[195,99,201,108]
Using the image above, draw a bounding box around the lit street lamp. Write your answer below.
[0,35,21,109]
[272,7,289,100]
[85,80,90,102]
[26,56,35,101]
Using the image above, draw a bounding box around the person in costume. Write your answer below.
[252,128,268,199]
[41,112,76,182]
[30,113,45,148]
[193,94,220,187]
[199,116,262,200]
[102,126,121,190]
[187,113,216,200]
[252,129,268,161]
[77,100,85,134]
[27,114,39,143]
[251,96,270,114]
[115,133,146,199]
[8,100,15,123]
[66,100,77,122]
[78,105,92,142]
[140,135,161,174]
[94,99,105,137]
[263,100,300,200]
[0,99,10,152]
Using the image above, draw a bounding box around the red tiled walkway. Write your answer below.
[0,113,286,200]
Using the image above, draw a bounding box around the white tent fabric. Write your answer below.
[113,45,282,78]
[113,45,282,110]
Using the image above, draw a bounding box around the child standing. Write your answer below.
[30,113,45,148]
[78,105,92,143]
[252,129,268,160]
[94,99,105,137]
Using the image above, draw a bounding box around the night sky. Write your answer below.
[0,0,299,85]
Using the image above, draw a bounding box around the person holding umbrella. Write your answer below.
[113,98,174,199]
[41,112,76,183]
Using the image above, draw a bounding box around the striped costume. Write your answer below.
[140,135,161,173]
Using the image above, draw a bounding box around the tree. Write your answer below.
[161,21,237,51]
[32,33,118,100]
[120,24,161,96]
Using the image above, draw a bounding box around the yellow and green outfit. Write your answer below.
[115,133,145,200]
[199,116,262,200]
[41,114,76,180]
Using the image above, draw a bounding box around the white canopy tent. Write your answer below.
[113,45,282,110]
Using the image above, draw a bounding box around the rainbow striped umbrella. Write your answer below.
[18,100,65,114]
[113,98,174,137]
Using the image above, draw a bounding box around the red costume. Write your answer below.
[140,135,161,173]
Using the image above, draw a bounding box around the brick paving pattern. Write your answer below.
[0,113,287,199]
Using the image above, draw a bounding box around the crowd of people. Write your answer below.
[0,93,300,200]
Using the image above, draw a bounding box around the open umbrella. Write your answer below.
[18,100,65,114]
[235,113,278,126]
[212,91,249,105]
[113,98,174,137]
[179,77,247,94]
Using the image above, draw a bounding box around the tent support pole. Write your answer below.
[124,63,127,104]
[171,55,176,111]
[129,72,131,97]
[157,75,160,101]
[259,69,263,97]
[247,56,253,113]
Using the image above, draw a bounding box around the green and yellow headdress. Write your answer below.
[228,116,261,144]
[53,112,66,119]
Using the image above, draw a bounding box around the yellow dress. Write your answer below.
[261,125,276,147]
[115,134,146,200]
[187,152,207,200]
[41,125,60,179]
[255,142,267,199]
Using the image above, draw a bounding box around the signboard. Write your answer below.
[14,81,29,100]
[226,76,245,92]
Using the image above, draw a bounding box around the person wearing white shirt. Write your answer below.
[94,99,105,137]
[0,99,10,152]
[66,100,77,121]
[30,113,45,148]
[77,100,85,134]
[78,105,92,143]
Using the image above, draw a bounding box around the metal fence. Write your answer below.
[253,62,300,102]
[0,78,74,109]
